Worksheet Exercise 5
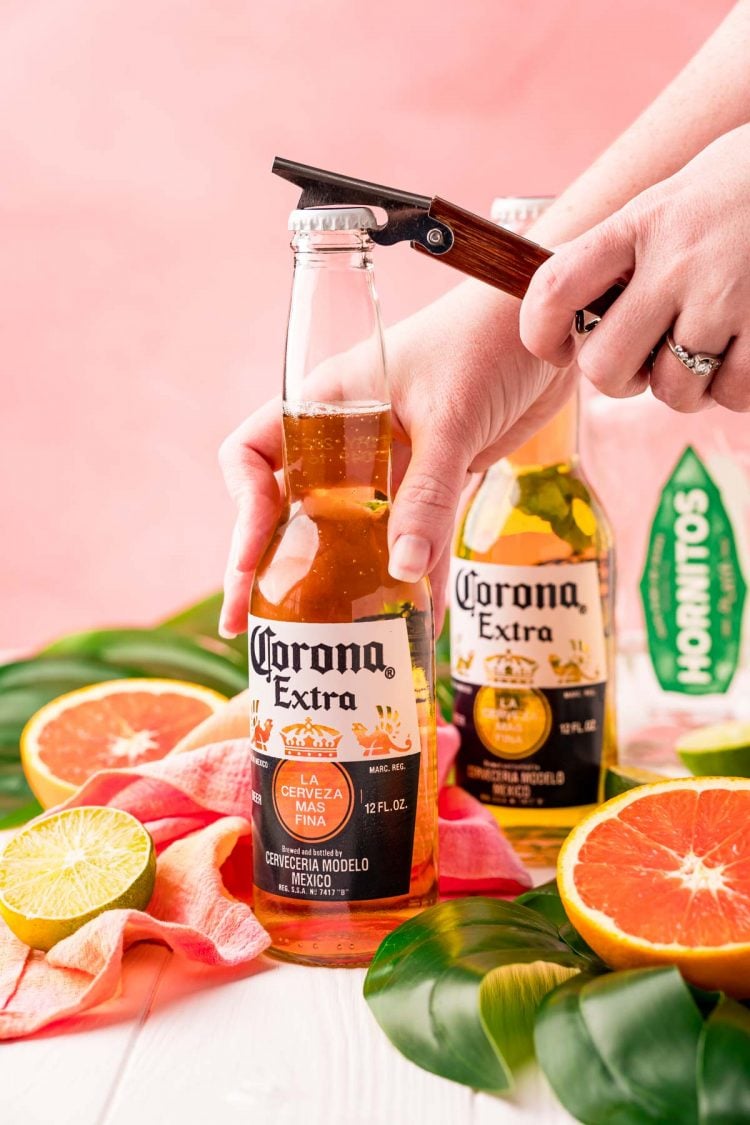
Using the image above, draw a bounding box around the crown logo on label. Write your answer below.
[484,649,538,687]
[280,716,343,759]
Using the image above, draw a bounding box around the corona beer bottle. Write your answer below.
[451,197,617,865]
[249,206,438,965]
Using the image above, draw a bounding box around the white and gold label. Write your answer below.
[247,615,421,762]
[450,559,607,691]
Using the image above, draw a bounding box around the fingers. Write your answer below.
[475,364,580,466]
[220,523,257,641]
[520,218,635,367]
[649,318,732,413]
[571,274,672,399]
[707,333,750,411]
[388,426,470,585]
[218,398,285,637]
[429,540,452,635]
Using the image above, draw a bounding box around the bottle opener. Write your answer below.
[272,156,623,332]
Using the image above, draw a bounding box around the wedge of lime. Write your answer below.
[603,764,668,800]
[0,806,156,951]
[676,721,750,778]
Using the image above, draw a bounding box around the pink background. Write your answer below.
[2,0,731,650]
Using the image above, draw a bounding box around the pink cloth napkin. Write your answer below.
[0,727,529,1039]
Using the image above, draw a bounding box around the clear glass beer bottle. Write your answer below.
[249,207,438,965]
[451,197,617,866]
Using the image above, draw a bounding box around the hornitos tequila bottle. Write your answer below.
[450,197,617,865]
[582,380,749,764]
[249,206,438,965]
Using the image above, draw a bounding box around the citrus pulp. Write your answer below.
[0,806,155,950]
[558,777,750,997]
[21,678,227,807]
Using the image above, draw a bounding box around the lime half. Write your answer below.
[677,721,750,778]
[603,764,668,801]
[0,806,156,951]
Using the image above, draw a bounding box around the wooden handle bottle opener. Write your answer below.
[272,156,623,329]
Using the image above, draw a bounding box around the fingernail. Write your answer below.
[389,535,431,583]
[218,613,239,640]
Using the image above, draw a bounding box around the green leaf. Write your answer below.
[161,591,248,663]
[0,657,127,691]
[516,881,605,964]
[535,973,645,1123]
[0,800,42,830]
[536,968,706,1124]
[436,679,454,723]
[578,968,703,1124]
[479,960,579,1073]
[364,897,588,1093]
[515,880,568,928]
[0,685,87,727]
[0,722,27,754]
[435,610,451,674]
[40,629,247,697]
[0,764,34,806]
[697,998,750,1124]
[0,659,133,763]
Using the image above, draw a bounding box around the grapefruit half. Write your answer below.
[558,777,750,997]
[21,678,227,807]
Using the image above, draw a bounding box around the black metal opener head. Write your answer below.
[271,156,454,253]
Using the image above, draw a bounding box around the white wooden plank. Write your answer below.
[102,955,573,1125]
[474,1070,574,1124]
[103,958,475,1125]
[1,944,169,1125]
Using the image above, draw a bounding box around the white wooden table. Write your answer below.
[2,943,573,1124]
[3,654,680,1124]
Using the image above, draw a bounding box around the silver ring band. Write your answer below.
[666,332,724,378]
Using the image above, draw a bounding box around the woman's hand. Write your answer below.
[520,124,750,414]
[218,282,574,638]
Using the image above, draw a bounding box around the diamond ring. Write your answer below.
[666,332,724,378]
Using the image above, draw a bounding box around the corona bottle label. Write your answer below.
[451,558,608,809]
[249,616,422,901]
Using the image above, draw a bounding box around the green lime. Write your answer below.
[0,806,156,951]
[676,721,750,778]
[603,764,668,800]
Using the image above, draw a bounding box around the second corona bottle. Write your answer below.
[451,197,617,865]
[249,206,438,965]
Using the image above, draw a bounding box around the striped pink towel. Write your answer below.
[0,727,529,1039]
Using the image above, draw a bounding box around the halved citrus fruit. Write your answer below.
[21,679,227,808]
[0,806,156,950]
[558,778,750,997]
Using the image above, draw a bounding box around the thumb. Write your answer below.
[388,431,469,584]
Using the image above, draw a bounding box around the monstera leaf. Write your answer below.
[364,894,602,1093]
[365,884,750,1123]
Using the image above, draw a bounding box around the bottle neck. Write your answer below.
[283,230,388,412]
[282,228,391,501]
[506,394,579,469]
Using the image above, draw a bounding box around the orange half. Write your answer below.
[558,777,750,997]
[21,679,227,808]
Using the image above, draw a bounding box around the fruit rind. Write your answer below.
[676,722,750,778]
[20,678,227,809]
[558,777,750,998]
[0,806,156,951]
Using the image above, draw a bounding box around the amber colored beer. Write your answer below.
[250,403,438,965]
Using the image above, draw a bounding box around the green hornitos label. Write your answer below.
[640,446,746,695]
